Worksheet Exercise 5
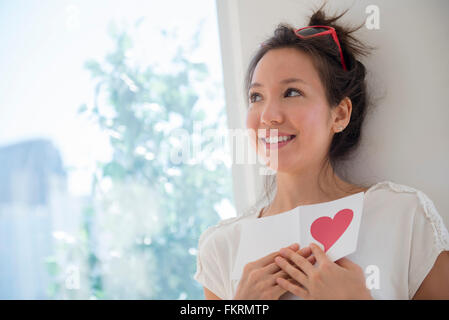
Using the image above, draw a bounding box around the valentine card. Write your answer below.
[299,191,364,262]
[230,192,365,282]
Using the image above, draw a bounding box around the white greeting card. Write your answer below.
[231,192,365,281]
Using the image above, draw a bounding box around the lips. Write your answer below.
[259,134,297,149]
[261,134,295,143]
[259,131,295,138]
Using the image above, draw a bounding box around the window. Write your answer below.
[0,0,234,299]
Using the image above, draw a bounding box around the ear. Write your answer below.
[331,97,352,131]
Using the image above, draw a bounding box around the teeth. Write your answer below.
[263,135,293,144]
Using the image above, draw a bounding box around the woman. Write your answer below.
[194,7,449,300]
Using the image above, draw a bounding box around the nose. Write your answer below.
[260,102,284,126]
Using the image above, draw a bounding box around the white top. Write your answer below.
[193,180,449,300]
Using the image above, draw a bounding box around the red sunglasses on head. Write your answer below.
[294,25,348,71]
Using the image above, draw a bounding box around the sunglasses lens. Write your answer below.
[295,26,347,70]
[296,27,328,37]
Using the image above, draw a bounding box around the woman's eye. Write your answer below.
[285,88,302,97]
[249,88,302,103]
[249,93,261,103]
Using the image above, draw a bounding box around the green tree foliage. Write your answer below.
[47,20,233,299]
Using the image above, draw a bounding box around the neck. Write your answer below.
[263,162,363,217]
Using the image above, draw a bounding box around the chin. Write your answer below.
[265,159,297,174]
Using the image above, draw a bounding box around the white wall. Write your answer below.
[216,0,449,227]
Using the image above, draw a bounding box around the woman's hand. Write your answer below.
[274,242,373,300]
[233,243,314,300]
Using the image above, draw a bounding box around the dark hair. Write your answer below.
[244,5,375,207]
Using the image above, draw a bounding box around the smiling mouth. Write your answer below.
[259,134,296,149]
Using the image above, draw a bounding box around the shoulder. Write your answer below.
[367,180,439,212]
[369,180,449,249]
[197,203,262,251]
[368,180,427,202]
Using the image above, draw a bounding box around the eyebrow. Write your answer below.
[249,77,307,90]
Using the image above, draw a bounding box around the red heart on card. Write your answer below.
[310,209,353,252]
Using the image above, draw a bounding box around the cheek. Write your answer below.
[246,108,259,131]
[290,106,329,142]
[288,108,321,131]
[245,109,260,149]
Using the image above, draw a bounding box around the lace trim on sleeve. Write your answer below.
[383,181,449,252]
[415,190,449,252]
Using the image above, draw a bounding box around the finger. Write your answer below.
[289,277,305,289]
[309,242,329,265]
[274,255,309,286]
[271,284,288,300]
[297,246,312,257]
[261,262,282,274]
[296,246,316,264]
[279,247,315,276]
[269,269,290,285]
[272,278,306,299]
[335,257,355,269]
[276,277,308,299]
[256,243,300,268]
[277,243,300,256]
[254,250,284,268]
[307,255,317,265]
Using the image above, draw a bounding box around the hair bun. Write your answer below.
[308,5,372,61]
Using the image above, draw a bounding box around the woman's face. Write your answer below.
[246,47,337,173]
